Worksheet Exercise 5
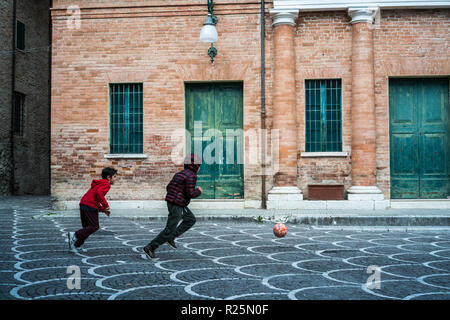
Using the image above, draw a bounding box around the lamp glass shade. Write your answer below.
[199,24,218,43]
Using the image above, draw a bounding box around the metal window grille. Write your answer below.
[110,83,143,154]
[13,92,25,136]
[305,79,342,152]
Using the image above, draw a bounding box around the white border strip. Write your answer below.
[273,0,450,11]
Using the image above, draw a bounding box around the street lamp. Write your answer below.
[199,0,218,63]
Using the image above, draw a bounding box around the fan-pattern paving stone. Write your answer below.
[1,206,449,300]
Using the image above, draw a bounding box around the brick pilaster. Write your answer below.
[349,8,377,187]
[272,10,298,187]
[348,8,384,201]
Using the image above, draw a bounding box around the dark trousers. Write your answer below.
[147,202,196,250]
[75,204,100,247]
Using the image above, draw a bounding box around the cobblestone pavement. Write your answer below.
[1,204,450,300]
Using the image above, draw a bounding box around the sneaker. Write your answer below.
[67,232,81,253]
[143,246,156,260]
[167,238,177,249]
[67,232,75,249]
[71,246,80,253]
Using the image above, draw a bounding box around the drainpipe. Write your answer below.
[48,0,53,194]
[260,0,266,209]
[10,0,17,194]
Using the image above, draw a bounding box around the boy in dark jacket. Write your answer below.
[143,154,202,259]
[67,167,117,253]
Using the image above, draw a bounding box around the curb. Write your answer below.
[33,211,450,226]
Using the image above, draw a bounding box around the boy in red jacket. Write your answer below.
[143,154,202,259]
[67,167,117,253]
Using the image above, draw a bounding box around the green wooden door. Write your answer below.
[185,82,244,199]
[389,78,449,199]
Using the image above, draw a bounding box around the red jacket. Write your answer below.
[80,179,111,212]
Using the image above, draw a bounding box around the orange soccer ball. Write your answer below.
[273,222,288,238]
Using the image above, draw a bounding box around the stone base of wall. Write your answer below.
[267,199,389,210]
[390,200,450,210]
[267,186,304,209]
[52,199,450,211]
[53,199,262,210]
[347,186,384,201]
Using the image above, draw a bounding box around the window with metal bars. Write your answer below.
[109,83,143,154]
[305,79,342,152]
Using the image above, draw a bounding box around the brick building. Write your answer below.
[50,0,450,210]
[0,0,51,196]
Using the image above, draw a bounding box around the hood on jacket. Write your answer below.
[184,154,201,173]
[91,179,110,188]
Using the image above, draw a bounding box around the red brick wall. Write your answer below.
[295,11,353,198]
[51,1,269,202]
[294,9,449,199]
[373,9,450,198]
[51,1,449,203]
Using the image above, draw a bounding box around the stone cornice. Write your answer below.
[269,9,299,27]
